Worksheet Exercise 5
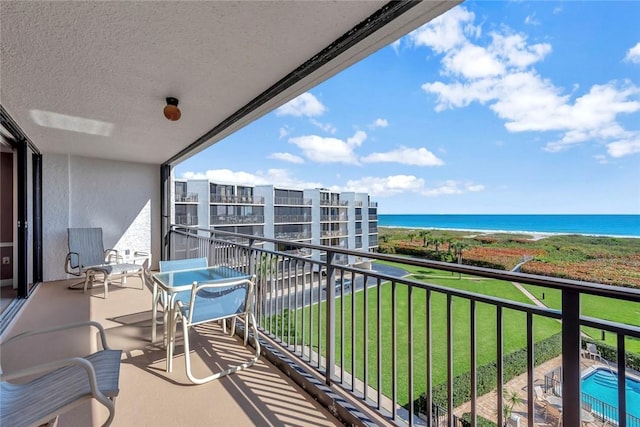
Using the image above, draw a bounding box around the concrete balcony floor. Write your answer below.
[2,277,342,427]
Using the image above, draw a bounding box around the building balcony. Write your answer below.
[210,215,264,225]
[4,227,639,427]
[210,194,264,205]
[174,215,198,226]
[273,215,312,223]
[274,197,312,206]
[368,214,378,221]
[320,230,347,238]
[274,231,312,240]
[174,193,199,203]
[320,215,348,222]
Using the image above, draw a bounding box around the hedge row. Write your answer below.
[414,333,563,413]
[460,413,497,427]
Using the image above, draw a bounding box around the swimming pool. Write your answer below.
[582,368,640,421]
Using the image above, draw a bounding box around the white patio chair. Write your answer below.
[585,343,602,361]
[65,227,144,298]
[173,276,260,384]
[0,321,122,427]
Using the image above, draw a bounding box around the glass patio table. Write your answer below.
[152,265,251,372]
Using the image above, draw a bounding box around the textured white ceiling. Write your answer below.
[1,1,457,165]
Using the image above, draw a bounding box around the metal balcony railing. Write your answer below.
[274,231,312,240]
[210,215,264,225]
[210,194,264,204]
[175,193,198,203]
[174,215,198,226]
[274,197,312,205]
[167,226,640,427]
[369,214,378,220]
[274,215,312,223]
[320,215,348,222]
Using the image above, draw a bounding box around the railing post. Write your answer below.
[562,289,581,427]
[325,251,335,386]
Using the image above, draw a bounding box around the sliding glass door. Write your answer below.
[1,107,42,304]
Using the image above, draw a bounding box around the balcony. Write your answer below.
[210,194,265,205]
[273,215,312,223]
[210,215,264,225]
[274,197,312,206]
[320,215,348,222]
[174,215,198,226]
[168,227,640,427]
[274,231,312,240]
[174,193,199,203]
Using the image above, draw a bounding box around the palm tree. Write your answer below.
[433,237,443,253]
[408,232,415,243]
[451,241,468,279]
[419,230,431,247]
[502,389,523,424]
[444,237,454,253]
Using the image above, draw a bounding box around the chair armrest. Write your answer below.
[65,252,81,276]
[104,249,119,263]
[1,356,97,387]
[2,320,112,350]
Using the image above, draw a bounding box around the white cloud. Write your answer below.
[347,130,367,147]
[289,130,367,165]
[279,126,291,139]
[606,134,640,157]
[310,118,337,134]
[421,180,485,197]
[343,175,426,197]
[417,6,640,158]
[268,152,305,164]
[276,92,326,117]
[408,6,480,53]
[342,176,484,198]
[524,14,540,26]
[182,168,322,189]
[371,118,389,128]
[361,146,444,166]
[625,42,640,64]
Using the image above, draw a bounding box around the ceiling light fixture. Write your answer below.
[163,97,181,121]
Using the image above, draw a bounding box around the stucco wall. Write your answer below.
[43,154,160,281]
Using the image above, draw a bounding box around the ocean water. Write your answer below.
[377,214,640,238]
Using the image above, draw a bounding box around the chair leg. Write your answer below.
[83,272,93,293]
[182,312,261,385]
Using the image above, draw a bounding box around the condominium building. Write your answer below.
[173,179,378,266]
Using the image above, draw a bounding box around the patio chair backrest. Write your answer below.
[186,278,253,325]
[159,257,207,272]
[68,228,106,268]
[586,343,599,354]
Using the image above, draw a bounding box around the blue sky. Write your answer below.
[176,1,640,215]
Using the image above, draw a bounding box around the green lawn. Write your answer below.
[521,284,640,353]
[294,261,561,406]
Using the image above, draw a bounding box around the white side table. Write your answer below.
[109,251,150,283]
